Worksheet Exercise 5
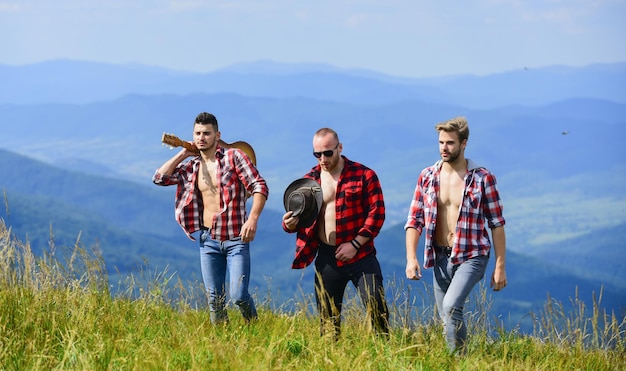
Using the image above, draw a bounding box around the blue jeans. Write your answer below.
[433,251,488,352]
[199,229,257,324]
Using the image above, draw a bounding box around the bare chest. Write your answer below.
[320,173,337,204]
[197,160,219,194]
[438,170,465,207]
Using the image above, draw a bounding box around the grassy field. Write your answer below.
[0,220,624,370]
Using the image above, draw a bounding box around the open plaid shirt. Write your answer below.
[284,156,386,269]
[404,159,505,269]
[153,145,268,241]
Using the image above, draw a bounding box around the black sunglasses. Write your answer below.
[313,143,339,158]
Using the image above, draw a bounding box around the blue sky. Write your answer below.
[1,0,625,77]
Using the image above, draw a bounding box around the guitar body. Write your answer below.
[161,133,257,166]
[219,140,257,166]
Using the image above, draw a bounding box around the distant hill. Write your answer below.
[523,222,626,288]
[1,91,624,225]
[1,60,624,107]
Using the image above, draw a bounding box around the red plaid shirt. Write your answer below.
[284,156,386,269]
[404,159,505,268]
[153,145,269,241]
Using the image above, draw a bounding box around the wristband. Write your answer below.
[351,239,362,250]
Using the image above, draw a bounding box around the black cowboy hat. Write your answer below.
[283,178,323,228]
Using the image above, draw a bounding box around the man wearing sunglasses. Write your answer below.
[282,127,389,339]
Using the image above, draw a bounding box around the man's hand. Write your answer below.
[282,210,299,231]
[405,258,422,280]
[240,219,257,242]
[182,145,198,158]
[334,241,358,262]
[490,266,507,291]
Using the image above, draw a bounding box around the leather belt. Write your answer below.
[434,245,452,256]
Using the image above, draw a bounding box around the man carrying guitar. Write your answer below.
[153,112,269,324]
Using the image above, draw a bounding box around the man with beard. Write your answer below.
[404,116,507,354]
[282,127,389,339]
[153,112,268,324]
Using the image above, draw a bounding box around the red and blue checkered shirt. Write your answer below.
[284,156,386,269]
[153,145,269,241]
[404,159,505,269]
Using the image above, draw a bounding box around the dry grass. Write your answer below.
[0,218,624,370]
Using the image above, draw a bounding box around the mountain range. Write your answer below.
[0,59,624,330]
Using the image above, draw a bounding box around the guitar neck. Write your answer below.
[181,141,198,152]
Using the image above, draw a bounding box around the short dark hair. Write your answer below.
[194,112,218,131]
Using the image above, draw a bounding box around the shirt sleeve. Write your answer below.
[359,169,385,238]
[234,149,269,199]
[482,172,505,228]
[404,173,425,233]
[152,160,193,186]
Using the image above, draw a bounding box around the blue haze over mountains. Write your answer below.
[0,60,624,329]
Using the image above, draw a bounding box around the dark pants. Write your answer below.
[314,243,389,338]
